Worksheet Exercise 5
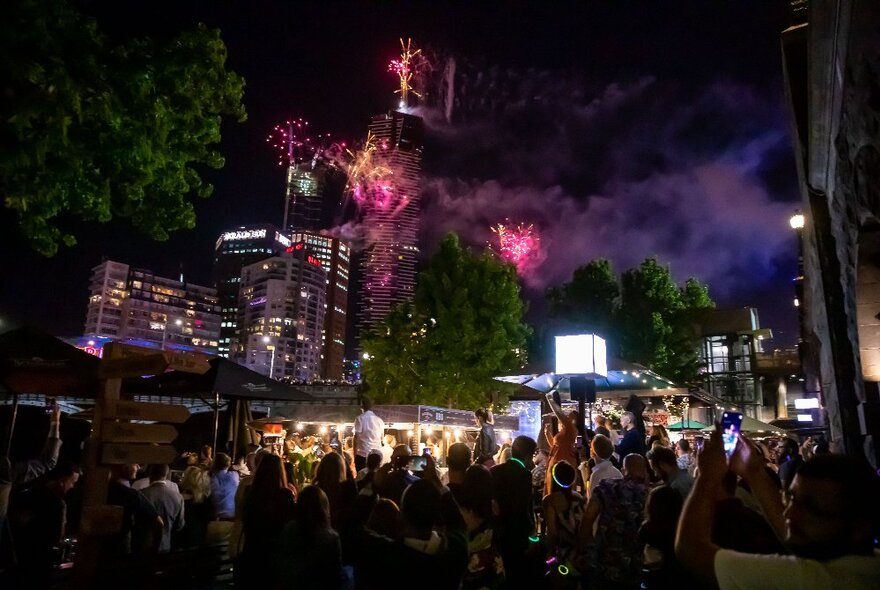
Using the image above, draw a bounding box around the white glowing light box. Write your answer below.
[794,397,820,410]
[555,334,607,377]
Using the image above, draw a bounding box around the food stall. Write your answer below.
[269,403,520,466]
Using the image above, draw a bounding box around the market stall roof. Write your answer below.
[0,326,100,397]
[130,357,315,402]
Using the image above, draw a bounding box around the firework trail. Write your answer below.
[389,38,431,109]
[322,132,398,213]
[490,220,541,273]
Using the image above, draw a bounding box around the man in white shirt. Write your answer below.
[580,433,622,499]
[676,425,880,590]
[353,396,385,472]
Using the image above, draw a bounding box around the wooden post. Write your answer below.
[72,342,122,586]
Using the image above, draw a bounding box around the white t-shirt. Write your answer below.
[353,410,385,458]
[586,459,623,499]
[714,548,880,590]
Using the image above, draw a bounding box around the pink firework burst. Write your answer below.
[266,118,332,167]
[490,221,540,271]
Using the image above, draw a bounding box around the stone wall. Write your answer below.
[791,0,880,464]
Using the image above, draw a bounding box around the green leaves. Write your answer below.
[0,0,246,255]
[546,257,715,385]
[362,233,530,409]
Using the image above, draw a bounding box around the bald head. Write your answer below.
[622,453,648,483]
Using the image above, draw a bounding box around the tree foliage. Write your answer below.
[0,0,246,255]
[546,259,619,336]
[362,233,531,409]
[546,257,714,384]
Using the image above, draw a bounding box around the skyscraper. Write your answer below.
[356,111,424,338]
[233,245,327,381]
[212,225,291,357]
[290,231,350,380]
[283,165,322,232]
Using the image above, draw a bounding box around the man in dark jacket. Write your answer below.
[491,435,542,585]
[616,411,647,458]
[356,455,467,589]
[473,409,497,465]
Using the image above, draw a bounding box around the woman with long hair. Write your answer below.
[458,465,505,590]
[314,451,358,565]
[235,454,296,585]
[646,424,670,449]
[278,485,351,588]
[542,460,585,583]
[174,466,211,548]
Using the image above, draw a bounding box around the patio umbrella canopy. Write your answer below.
[667,419,709,431]
[132,357,315,402]
[0,326,100,397]
[700,415,788,435]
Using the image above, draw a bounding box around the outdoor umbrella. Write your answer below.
[134,358,315,455]
[667,419,709,431]
[0,326,101,454]
[0,326,100,398]
[700,415,788,435]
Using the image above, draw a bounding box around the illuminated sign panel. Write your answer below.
[222,229,267,242]
[794,397,820,409]
[275,232,291,248]
[555,334,608,377]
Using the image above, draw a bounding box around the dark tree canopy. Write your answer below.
[545,257,714,384]
[362,233,530,409]
[0,0,246,256]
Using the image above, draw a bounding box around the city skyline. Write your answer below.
[0,0,803,349]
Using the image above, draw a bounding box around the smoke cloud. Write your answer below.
[416,63,800,303]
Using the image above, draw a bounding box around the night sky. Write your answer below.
[0,0,803,348]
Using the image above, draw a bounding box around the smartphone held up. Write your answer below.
[721,411,743,460]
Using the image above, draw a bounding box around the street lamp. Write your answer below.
[263,335,276,379]
[161,318,184,349]
[789,211,805,229]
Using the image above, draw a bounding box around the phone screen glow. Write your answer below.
[722,412,742,458]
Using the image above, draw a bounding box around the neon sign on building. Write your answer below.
[222,229,268,241]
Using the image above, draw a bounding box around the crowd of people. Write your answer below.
[1,398,879,589]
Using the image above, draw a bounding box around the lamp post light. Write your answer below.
[263,335,276,379]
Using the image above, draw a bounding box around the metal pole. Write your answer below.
[5,391,19,457]
[212,391,221,458]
